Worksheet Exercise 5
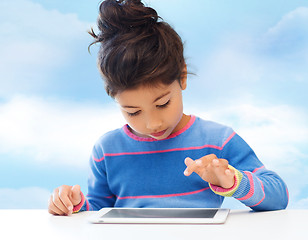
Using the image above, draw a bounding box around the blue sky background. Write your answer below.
[0,0,307,209]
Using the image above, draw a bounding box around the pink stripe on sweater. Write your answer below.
[252,166,265,173]
[123,115,196,142]
[94,145,221,161]
[104,144,222,158]
[93,125,236,161]
[93,156,105,162]
[237,171,254,201]
[87,194,114,199]
[117,187,210,200]
[96,131,236,159]
[249,180,265,207]
[222,131,236,148]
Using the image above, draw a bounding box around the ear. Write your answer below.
[180,64,187,90]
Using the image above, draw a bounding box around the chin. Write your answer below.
[155,130,173,140]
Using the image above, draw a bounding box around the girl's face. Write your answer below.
[115,78,188,140]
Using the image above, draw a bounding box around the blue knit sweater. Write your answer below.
[75,116,288,212]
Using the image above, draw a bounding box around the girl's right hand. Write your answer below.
[48,185,82,216]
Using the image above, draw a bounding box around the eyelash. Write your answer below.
[127,100,171,117]
[127,110,141,117]
[157,100,170,109]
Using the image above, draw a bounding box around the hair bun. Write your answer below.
[94,0,159,41]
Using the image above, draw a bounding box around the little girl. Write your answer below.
[48,0,288,216]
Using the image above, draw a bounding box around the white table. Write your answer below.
[1,209,307,240]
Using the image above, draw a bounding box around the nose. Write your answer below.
[146,113,163,131]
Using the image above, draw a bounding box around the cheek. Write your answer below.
[121,112,144,131]
[120,111,132,125]
[122,113,134,126]
[169,98,183,119]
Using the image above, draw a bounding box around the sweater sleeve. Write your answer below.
[75,145,116,212]
[210,132,289,211]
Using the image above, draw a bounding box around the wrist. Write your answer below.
[209,165,243,197]
[221,177,235,189]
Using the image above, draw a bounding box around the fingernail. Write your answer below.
[196,160,202,165]
[213,159,219,164]
[184,170,188,175]
[68,206,73,211]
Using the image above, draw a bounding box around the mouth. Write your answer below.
[150,129,167,138]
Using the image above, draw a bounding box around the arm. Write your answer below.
[209,166,289,211]
[75,145,116,212]
[48,145,115,215]
[221,133,288,211]
[184,133,289,211]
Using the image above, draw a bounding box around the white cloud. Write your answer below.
[0,0,92,97]
[0,96,125,167]
[266,7,308,46]
[193,103,308,168]
[187,102,308,204]
[0,187,51,209]
[1,96,307,208]
[191,8,308,198]
[261,7,308,75]
[199,40,261,86]
[197,7,308,98]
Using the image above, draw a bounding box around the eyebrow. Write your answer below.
[122,91,171,109]
[153,91,171,103]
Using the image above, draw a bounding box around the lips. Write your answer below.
[151,129,167,137]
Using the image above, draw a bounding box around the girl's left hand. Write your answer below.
[183,154,235,189]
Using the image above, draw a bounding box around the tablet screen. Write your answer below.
[101,209,218,219]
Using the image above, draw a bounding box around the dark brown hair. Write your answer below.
[89,0,186,97]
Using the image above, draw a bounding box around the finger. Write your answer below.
[213,163,235,188]
[48,202,61,215]
[196,154,218,168]
[205,154,218,162]
[225,167,235,176]
[218,158,229,167]
[184,157,196,176]
[48,195,65,215]
[53,188,70,215]
[210,159,228,177]
[70,185,82,206]
[48,195,58,215]
[211,158,220,167]
[222,168,236,188]
[58,187,74,215]
[184,157,194,167]
[195,159,203,166]
[48,208,58,215]
[184,157,194,176]
[184,159,204,176]
[210,158,229,171]
[183,167,192,176]
[191,157,210,174]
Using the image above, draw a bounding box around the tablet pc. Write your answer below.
[89,208,230,224]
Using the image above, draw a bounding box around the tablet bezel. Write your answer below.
[89,208,230,224]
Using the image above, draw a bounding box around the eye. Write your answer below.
[127,110,141,117]
[157,100,170,109]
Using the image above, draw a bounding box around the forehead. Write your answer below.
[115,81,179,104]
